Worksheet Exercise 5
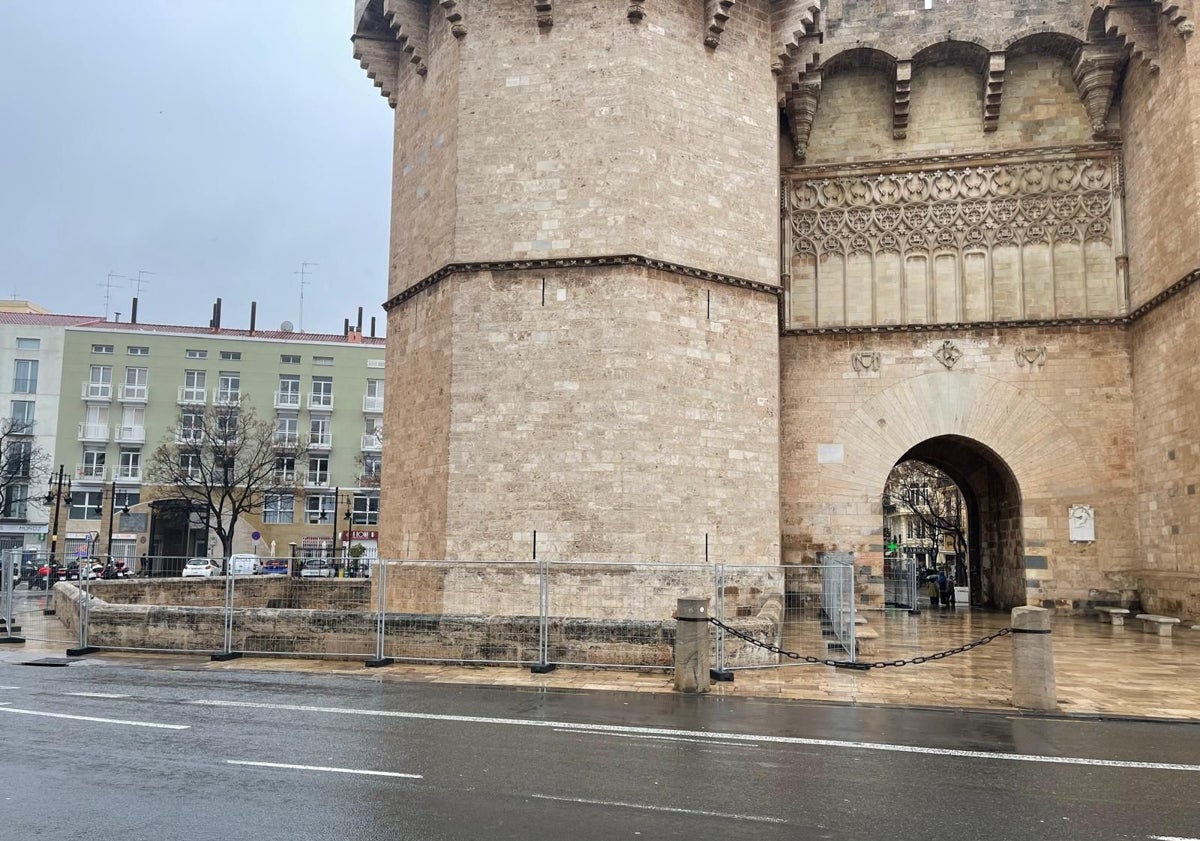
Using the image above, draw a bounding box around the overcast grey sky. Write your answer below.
[0,1,393,335]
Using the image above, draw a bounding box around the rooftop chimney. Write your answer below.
[131,297,139,324]
[213,297,223,331]
[249,301,257,335]
[370,316,376,338]
[356,306,363,333]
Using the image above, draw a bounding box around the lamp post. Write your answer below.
[104,482,132,560]
[42,465,72,568]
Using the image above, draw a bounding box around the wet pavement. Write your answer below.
[4,603,1197,722]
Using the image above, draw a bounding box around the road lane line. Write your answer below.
[1150,836,1200,840]
[552,728,756,748]
[227,760,421,779]
[66,692,131,699]
[527,793,786,824]
[0,707,189,729]
[189,699,1200,772]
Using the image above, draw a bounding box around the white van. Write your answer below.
[228,554,262,576]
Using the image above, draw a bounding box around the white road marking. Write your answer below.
[65,692,130,699]
[1150,836,1200,840]
[0,686,21,690]
[528,793,786,824]
[227,760,421,779]
[0,707,189,730]
[189,700,1200,772]
[553,728,755,748]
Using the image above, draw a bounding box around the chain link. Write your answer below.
[708,617,1012,670]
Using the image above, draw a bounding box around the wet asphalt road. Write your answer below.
[1,658,1198,841]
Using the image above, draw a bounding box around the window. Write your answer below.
[361,453,381,485]
[362,417,382,450]
[13,359,38,393]
[313,356,334,367]
[185,349,208,359]
[276,375,301,407]
[263,494,294,524]
[116,449,142,480]
[310,376,333,409]
[351,493,380,526]
[3,482,29,520]
[216,371,241,404]
[86,365,112,398]
[310,416,331,448]
[307,456,329,486]
[220,350,242,361]
[215,410,239,443]
[180,452,203,480]
[92,344,114,354]
[280,354,300,365]
[82,404,109,439]
[70,490,104,521]
[276,414,298,446]
[127,346,149,356]
[275,455,296,483]
[118,406,145,442]
[5,440,32,478]
[366,359,385,369]
[122,366,148,400]
[81,448,106,480]
[305,492,334,524]
[181,369,206,403]
[10,400,34,434]
[179,411,203,443]
[364,379,384,412]
[16,337,39,350]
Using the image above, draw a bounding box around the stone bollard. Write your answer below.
[674,596,711,693]
[1011,606,1057,711]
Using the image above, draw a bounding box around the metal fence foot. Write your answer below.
[530,663,556,674]
[0,624,21,634]
[66,646,99,656]
[709,668,735,682]
[211,652,243,662]
[364,657,394,668]
[42,609,56,616]
[0,636,25,644]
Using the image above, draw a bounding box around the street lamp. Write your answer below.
[104,482,132,560]
[42,465,73,568]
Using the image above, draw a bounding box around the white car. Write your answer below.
[300,559,335,578]
[182,558,221,578]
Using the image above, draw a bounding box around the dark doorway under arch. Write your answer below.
[888,435,1025,610]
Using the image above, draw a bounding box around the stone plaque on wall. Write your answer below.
[1068,504,1095,542]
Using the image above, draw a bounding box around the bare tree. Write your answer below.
[883,460,967,573]
[0,417,48,520]
[146,400,306,559]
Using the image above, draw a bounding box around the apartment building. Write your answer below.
[53,315,385,569]
[0,310,102,556]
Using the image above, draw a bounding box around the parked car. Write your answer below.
[300,559,335,578]
[261,559,289,576]
[228,554,262,576]
[181,558,221,578]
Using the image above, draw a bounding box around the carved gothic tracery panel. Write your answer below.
[783,151,1127,330]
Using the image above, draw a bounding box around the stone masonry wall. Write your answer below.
[438,266,781,565]
[779,325,1138,607]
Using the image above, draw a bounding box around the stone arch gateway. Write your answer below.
[354,0,1200,617]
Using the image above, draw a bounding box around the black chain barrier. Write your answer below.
[709,617,1012,671]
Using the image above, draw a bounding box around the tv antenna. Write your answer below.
[99,271,129,319]
[133,269,155,298]
[295,261,318,331]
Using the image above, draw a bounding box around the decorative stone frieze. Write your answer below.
[934,340,963,369]
[704,0,736,48]
[1015,346,1047,368]
[384,0,430,77]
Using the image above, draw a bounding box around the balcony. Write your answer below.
[178,386,206,405]
[214,390,242,407]
[116,425,146,444]
[274,432,300,449]
[308,394,334,411]
[363,395,383,413]
[75,463,108,481]
[78,422,110,442]
[119,383,149,402]
[358,471,381,488]
[360,433,382,452]
[306,472,330,487]
[114,465,142,482]
[274,390,302,409]
[274,470,297,485]
[175,427,203,445]
[309,433,332,450]
[82,382,112,401]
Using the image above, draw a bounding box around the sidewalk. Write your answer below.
[4,609,1198,721]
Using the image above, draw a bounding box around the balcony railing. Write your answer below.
[82,382,112,400]
[116,425,146,444]
[176,427,203,445]
[178,386,206,405]
[358,472,381,488]
[306,473,330,487]
[308,394,334,410]
[360,433,382,451]
[114,466,142,481]
[75,463,108,481]
[78,422,110,442]
[274,390,302,409]
[213,390,242,406]
[363,395,384,413]
[274,470,297,485]
[309,433,332,450]
[119,384,149,402]
[275,432,299,449]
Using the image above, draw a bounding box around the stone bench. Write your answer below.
[1135,614,1181,636]
[1094,607,1130,626]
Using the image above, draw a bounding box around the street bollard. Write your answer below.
[1011,606,1057,711]
[674,596,711,694]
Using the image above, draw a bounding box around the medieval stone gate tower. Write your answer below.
[353,0,1200,616]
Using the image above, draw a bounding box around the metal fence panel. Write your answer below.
[6,552,76,647]
[821,553,856,662]
[381,560,542,665]
[716,563,832,671]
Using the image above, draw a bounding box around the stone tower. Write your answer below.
[355,0,1200,616]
